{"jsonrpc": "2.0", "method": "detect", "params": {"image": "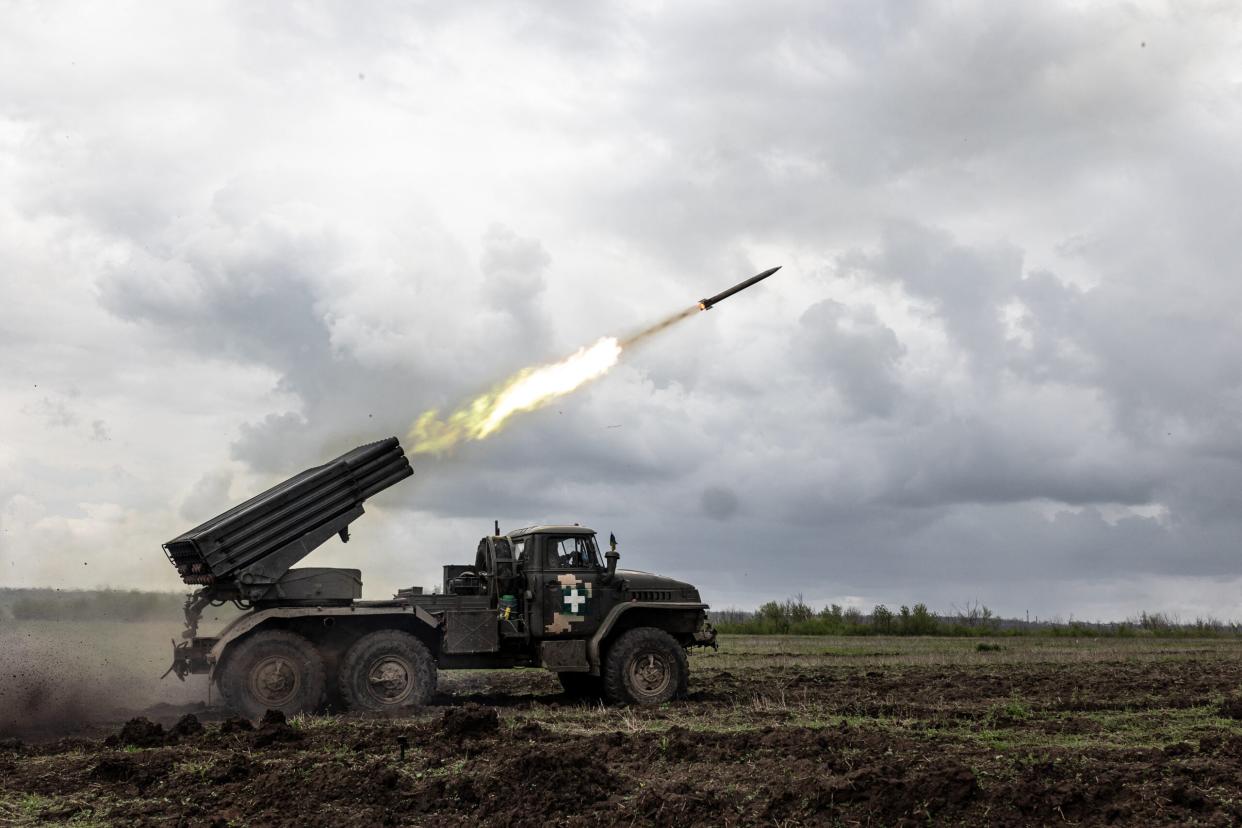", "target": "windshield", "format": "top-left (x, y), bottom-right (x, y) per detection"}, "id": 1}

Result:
top-left (550, 535), bottom-right (600, 569)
